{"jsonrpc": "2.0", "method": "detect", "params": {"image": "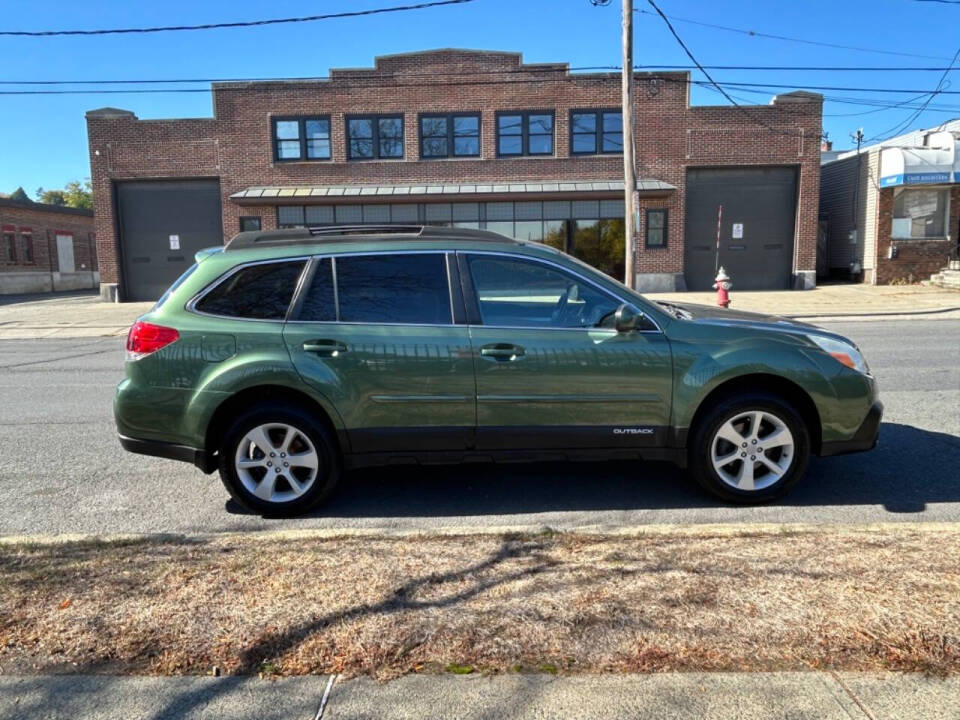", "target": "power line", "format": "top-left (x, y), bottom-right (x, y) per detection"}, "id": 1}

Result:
top-left (635, 8), bottom-right (956, 61)
top-left (0, 0), bottom-right (474, 37)
top-left (865, 45), bottom-right (960, 142)
top-left (644, 0), bottom-right (804, 137)
top-left (4, 64), bottom-right (960, 86)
